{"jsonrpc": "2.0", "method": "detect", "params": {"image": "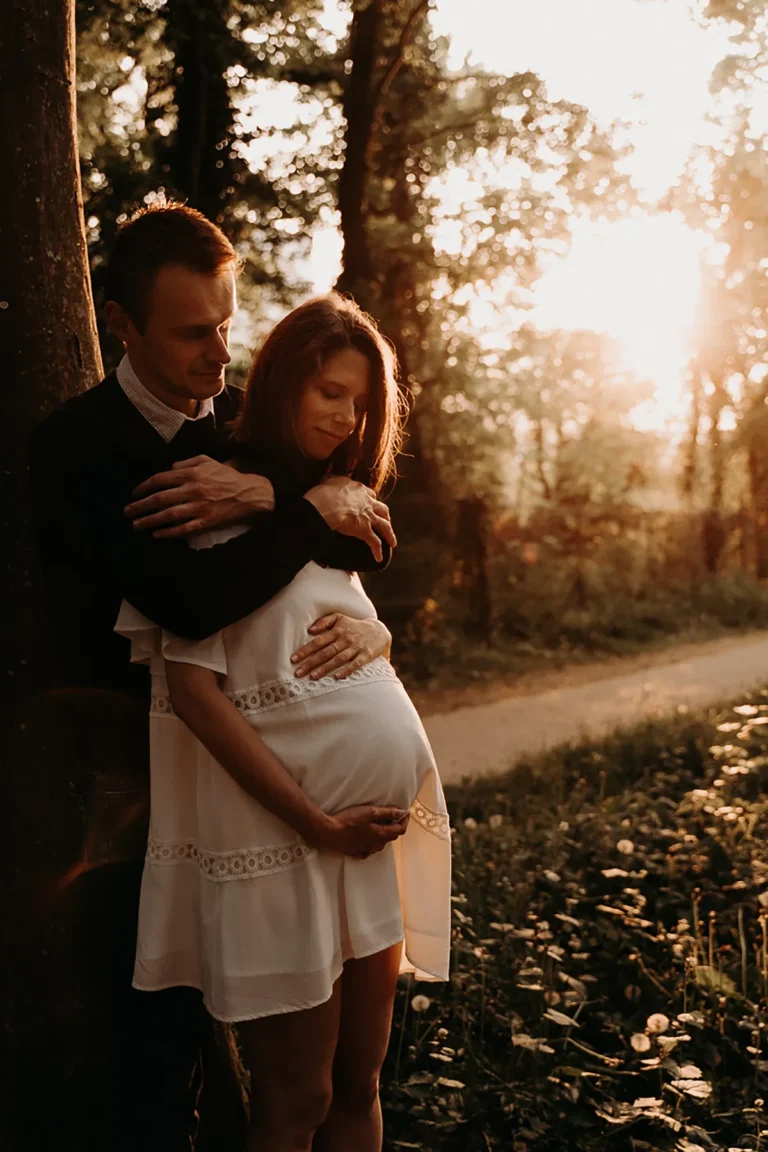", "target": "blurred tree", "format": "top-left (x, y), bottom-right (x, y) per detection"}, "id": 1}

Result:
top-left (673, 0), bottom-right (768, 572)
top-left (331, 1), bottom-right (632, 464)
